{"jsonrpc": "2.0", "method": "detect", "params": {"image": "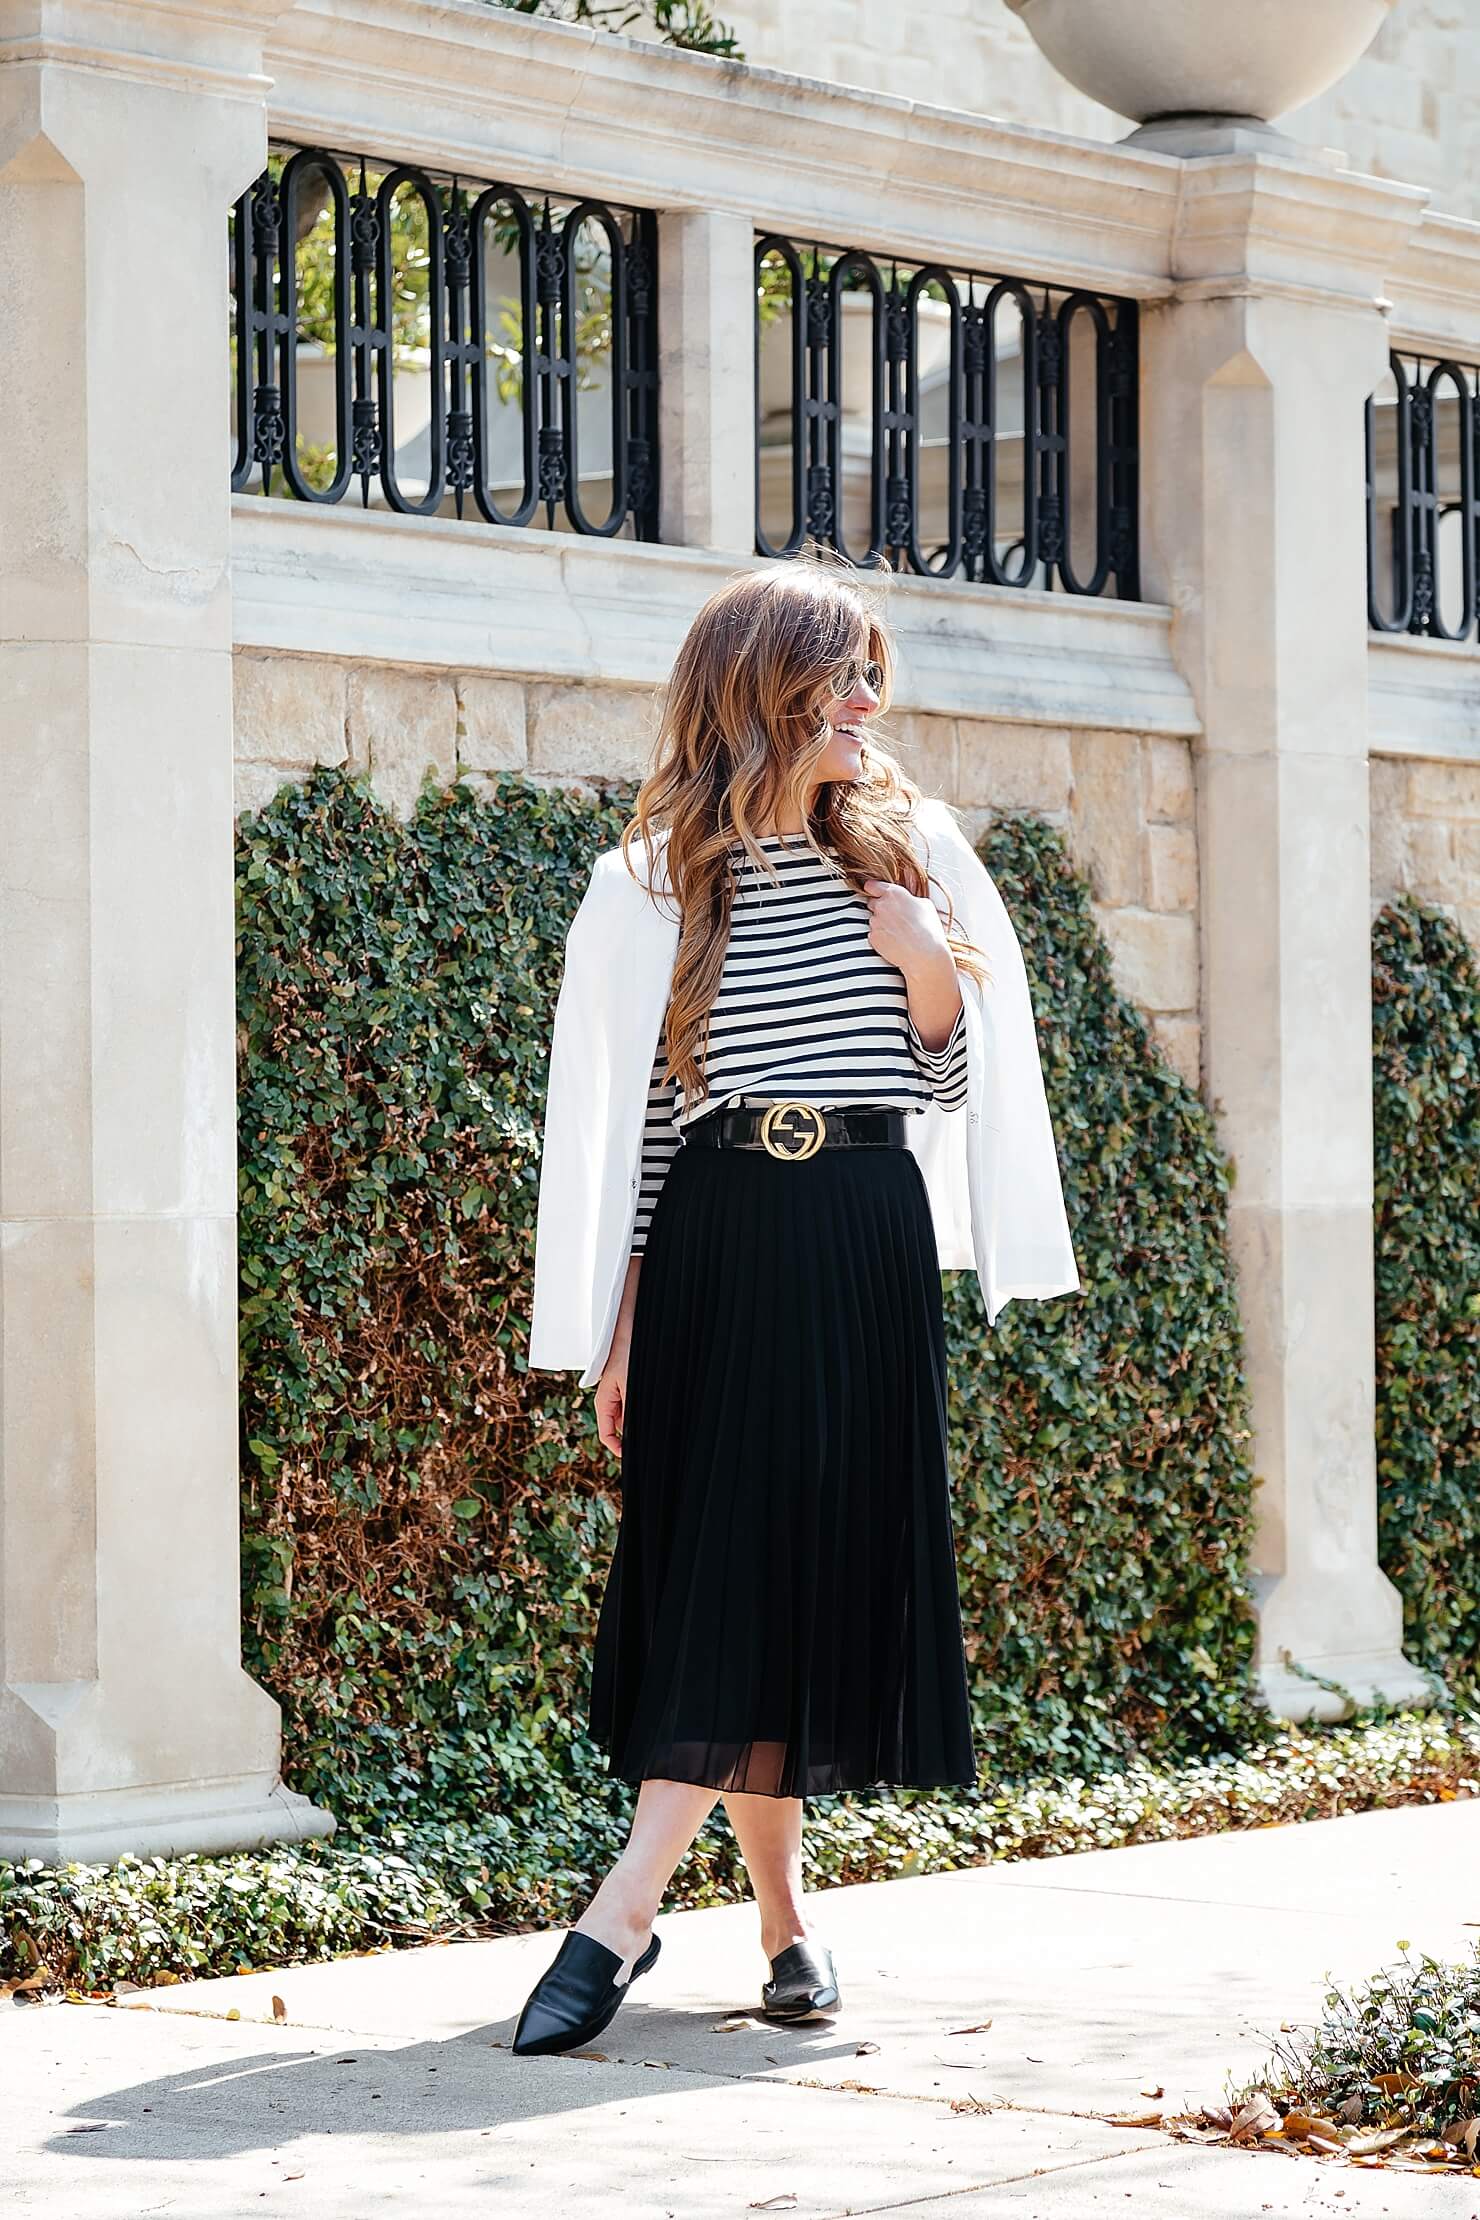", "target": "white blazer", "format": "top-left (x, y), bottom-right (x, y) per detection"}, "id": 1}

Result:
top-left (528, 796), bottom-right (1080, 1389)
